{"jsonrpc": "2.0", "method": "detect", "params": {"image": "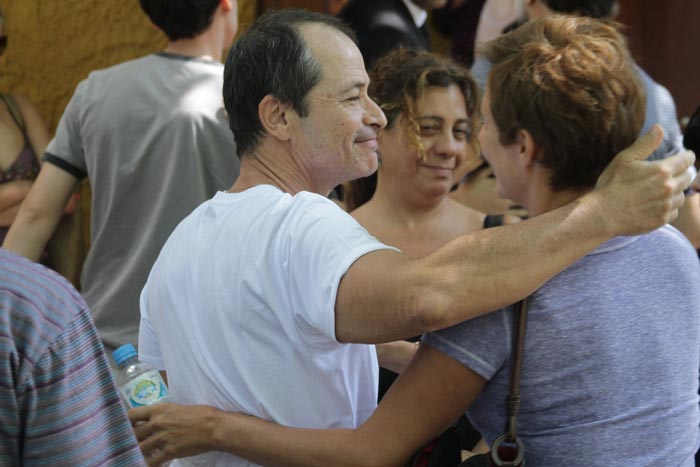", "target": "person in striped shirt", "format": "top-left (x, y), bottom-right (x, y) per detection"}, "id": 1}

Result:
top-left (0, 248), bottom-right (144, 466)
